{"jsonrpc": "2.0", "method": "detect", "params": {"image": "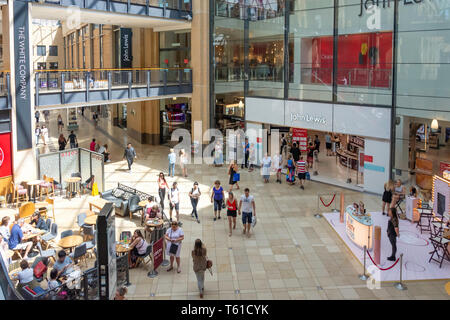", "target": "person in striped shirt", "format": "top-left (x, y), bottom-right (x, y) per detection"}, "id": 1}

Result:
top-left (295, 156), bottom-right (308, 190)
